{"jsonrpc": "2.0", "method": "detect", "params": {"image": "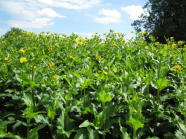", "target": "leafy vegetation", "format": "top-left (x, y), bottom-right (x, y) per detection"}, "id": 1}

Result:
top-left (132, 0), bottom-right (186, 43)
top-left (0, 30), bottom-right (186, 139)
